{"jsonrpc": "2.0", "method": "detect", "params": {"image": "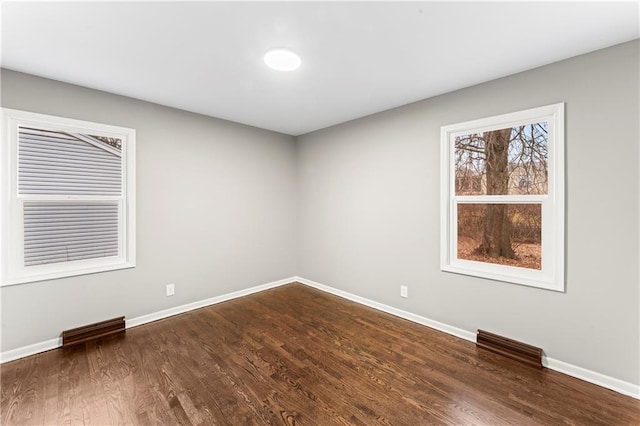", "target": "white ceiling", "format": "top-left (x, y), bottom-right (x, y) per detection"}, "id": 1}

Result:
top-left (2, 2), bottom-right (638, 136)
